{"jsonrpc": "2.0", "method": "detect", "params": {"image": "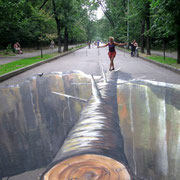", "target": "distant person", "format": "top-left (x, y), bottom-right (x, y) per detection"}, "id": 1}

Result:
top-left (97, 41), bottom-right (100, 47)
top-left (98, 37), bottom-right (127, 71)
top-left (13, 42), bottom-right (22, 54)
top-left (131, 40), bottom-right (138, 57)
top-left (92, 42), bottom-right (94, 48)
top-left (50, 40), bottom-right (55, 51)
top-left (134, 40), bottom-right (138, 48)
top-left (88, 41), bottom-right (91, 49)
